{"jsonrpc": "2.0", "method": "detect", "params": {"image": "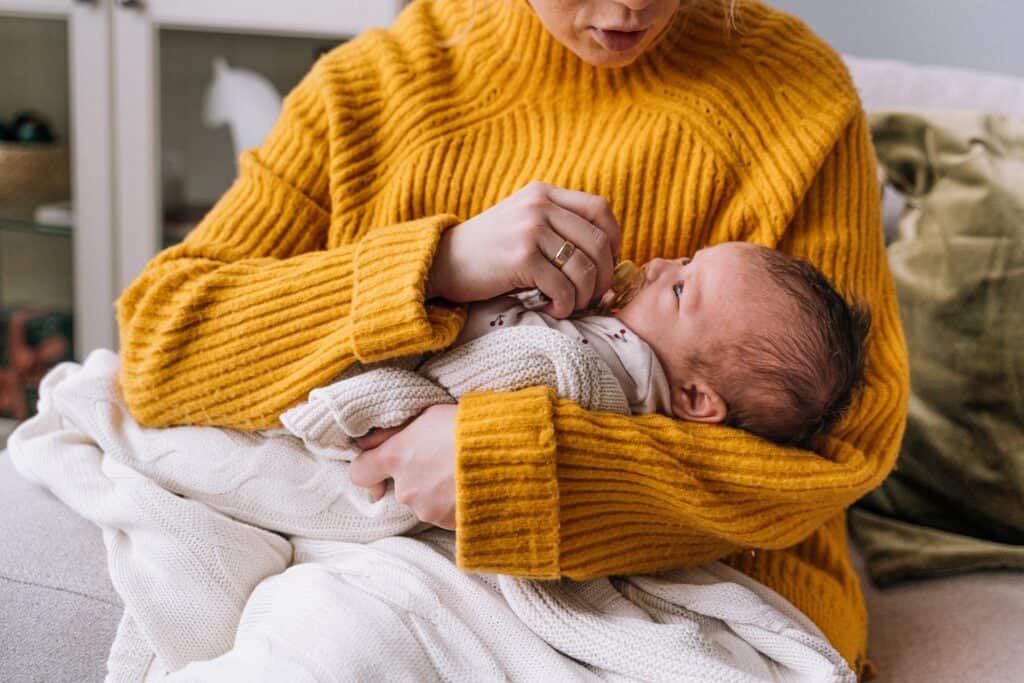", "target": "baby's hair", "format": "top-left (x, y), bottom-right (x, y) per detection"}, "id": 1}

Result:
top-left (690, 247), bottom-right (871, 447)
